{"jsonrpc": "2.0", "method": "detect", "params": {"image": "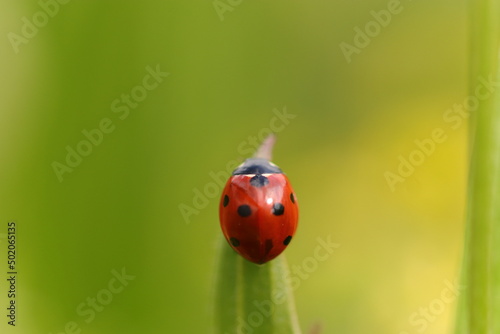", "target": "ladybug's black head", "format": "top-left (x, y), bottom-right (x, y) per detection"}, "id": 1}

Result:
top-left (232, 158), bottom-right (283, 175)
